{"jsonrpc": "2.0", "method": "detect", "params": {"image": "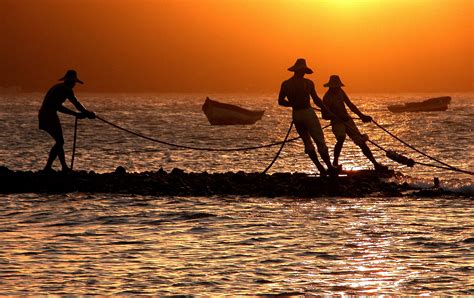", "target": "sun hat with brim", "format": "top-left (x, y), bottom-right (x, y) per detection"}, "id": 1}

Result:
top-left (324, 75), bottom-right (345, 88)
top-left (59, 70), bottom-right (84, 84)
top-left (288, 58), bottom-right (313, 74)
